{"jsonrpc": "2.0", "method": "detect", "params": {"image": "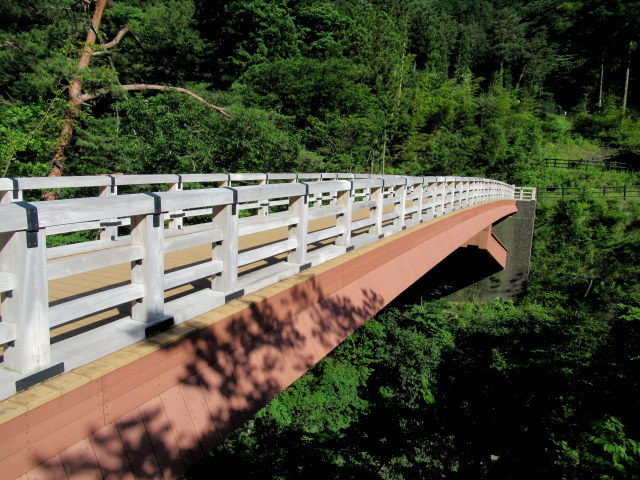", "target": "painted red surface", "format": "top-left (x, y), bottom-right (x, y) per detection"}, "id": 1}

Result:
top-left (2, 200), bottom-right (517, 480)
